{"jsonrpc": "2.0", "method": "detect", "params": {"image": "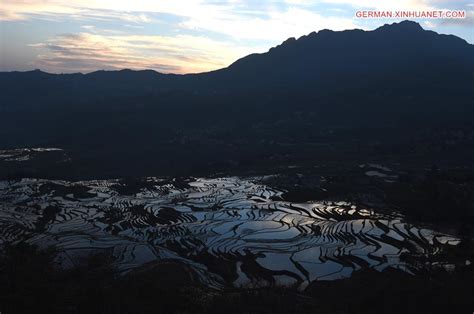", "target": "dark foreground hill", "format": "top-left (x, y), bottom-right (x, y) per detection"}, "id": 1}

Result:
top-left (0, 20), bottom-right (473, 178)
